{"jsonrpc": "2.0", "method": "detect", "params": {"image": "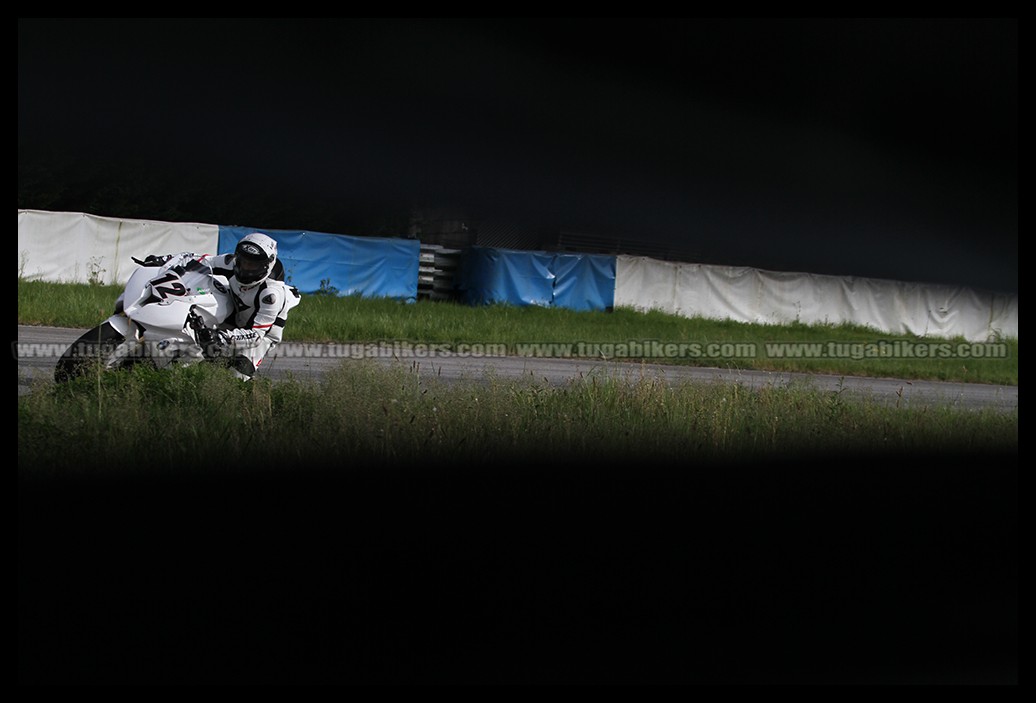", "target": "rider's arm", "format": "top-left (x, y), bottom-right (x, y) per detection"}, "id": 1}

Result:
top-left (222, 284), bottom-right (291, 350)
